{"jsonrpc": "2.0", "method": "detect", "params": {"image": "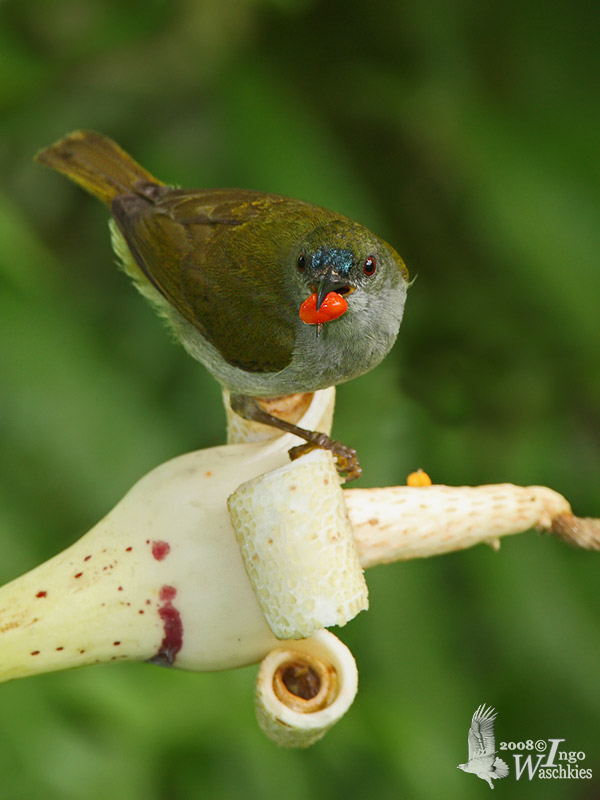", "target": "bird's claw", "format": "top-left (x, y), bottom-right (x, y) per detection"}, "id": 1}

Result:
top-left (288, 437), bottom-right (362, 482)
